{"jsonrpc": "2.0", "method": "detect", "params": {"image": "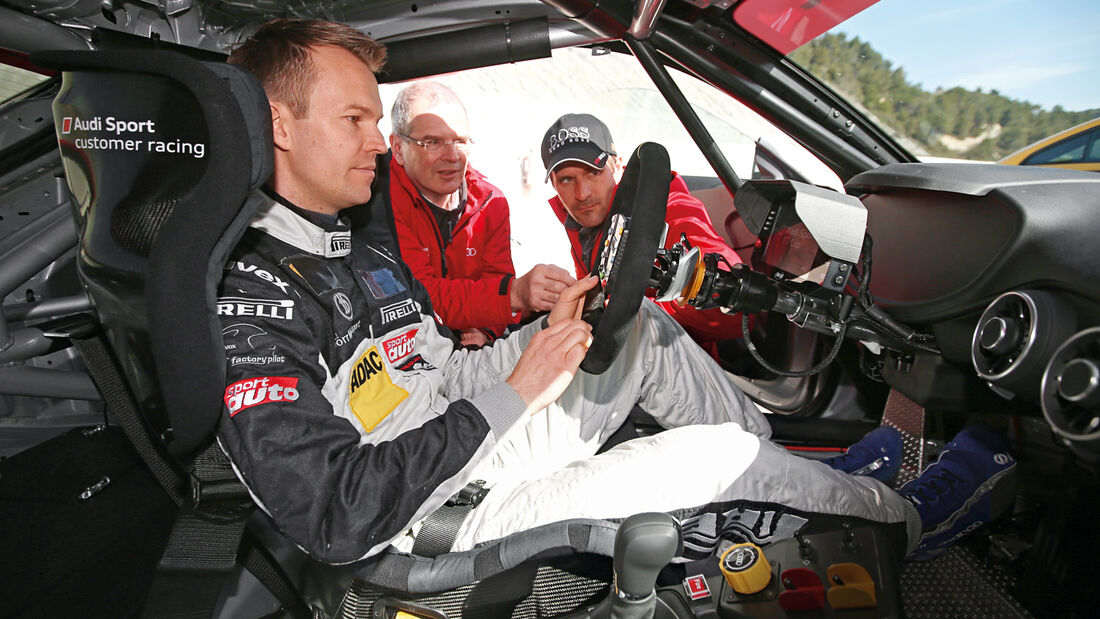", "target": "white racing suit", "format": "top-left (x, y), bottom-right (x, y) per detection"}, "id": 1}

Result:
top-left (216, 191), bottom-right (921, 565)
